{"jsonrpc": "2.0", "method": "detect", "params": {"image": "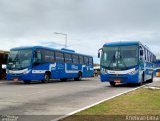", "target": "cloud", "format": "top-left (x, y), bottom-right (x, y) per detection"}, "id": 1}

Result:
top-left (39, 41), bottom-right (65, 48)
top-left (0, 0), bottom-right (160, 62)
